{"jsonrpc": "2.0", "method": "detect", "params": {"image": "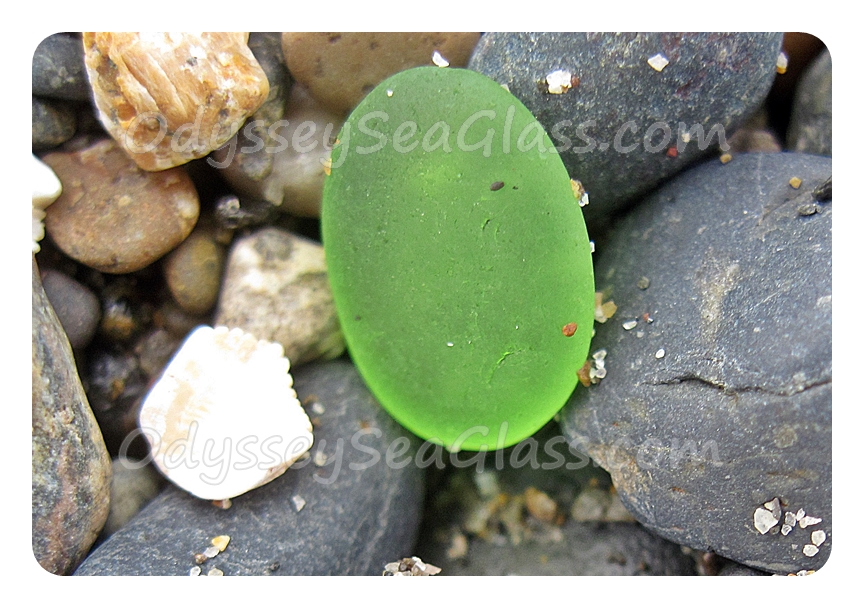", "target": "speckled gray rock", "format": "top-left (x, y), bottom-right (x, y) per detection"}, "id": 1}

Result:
top-left (788, 49), bottom-right (831, 156)
top-left (32, 97), bottom-right (76, 150)
top-left (74, 360), bottom-right (425, 575)
top-left (214, 227), bottom-right (345, 365)
top-left (32, 258), bottom-right (112, 574)
top-left (561, 153), bottom-right (831, 574)
top-left (468, 32), bottom-right (783, 228)
top-left (32, 33), bottom-right (91, 101)
top-left (40, 268), bottom-right (101, 349)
